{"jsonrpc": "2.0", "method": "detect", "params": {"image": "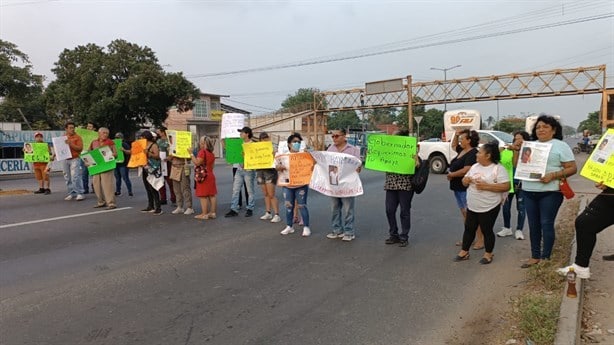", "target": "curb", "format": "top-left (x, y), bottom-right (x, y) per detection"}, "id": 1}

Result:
top-left (554, 238), bottom-right (584, 345)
